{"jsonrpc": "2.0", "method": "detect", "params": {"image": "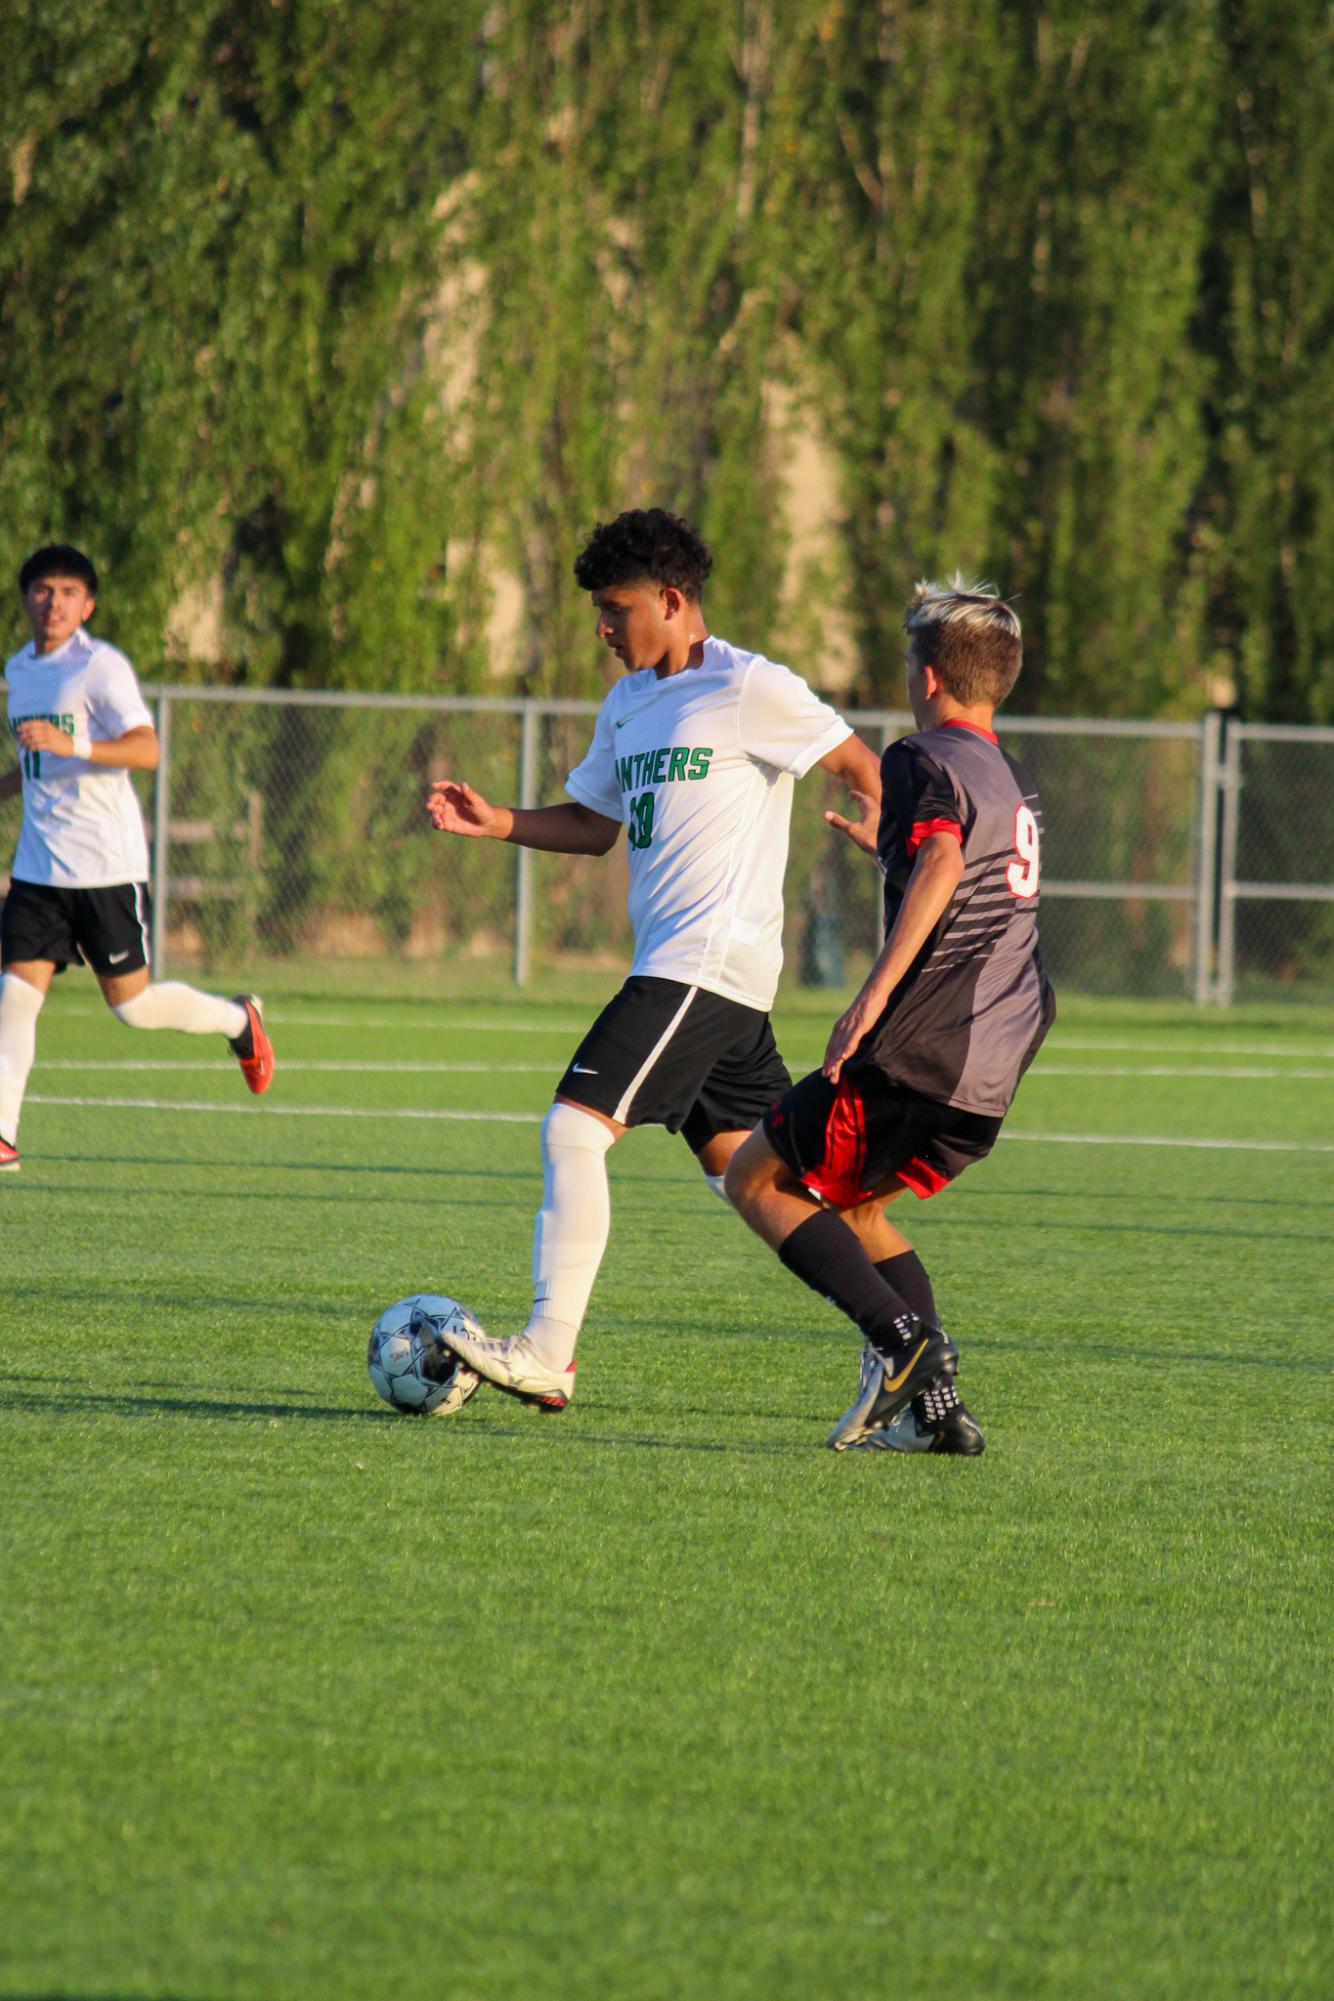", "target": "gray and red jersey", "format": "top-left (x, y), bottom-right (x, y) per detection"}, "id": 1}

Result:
top-left (855, 718), bottom-right (1055, 1116)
